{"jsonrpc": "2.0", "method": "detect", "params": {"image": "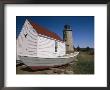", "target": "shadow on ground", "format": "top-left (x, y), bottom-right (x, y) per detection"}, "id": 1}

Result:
top-left (21, 66), bottom-right (51, 72)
